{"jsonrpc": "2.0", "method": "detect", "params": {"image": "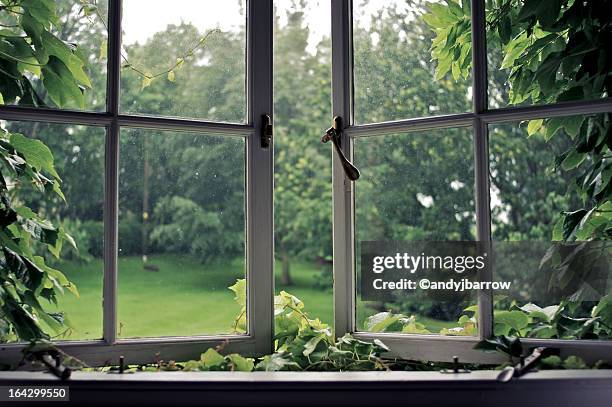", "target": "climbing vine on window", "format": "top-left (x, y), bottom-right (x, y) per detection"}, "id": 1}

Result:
top-left (425, 0), bottom-right (611, 242)
top-left (0, 0), bottom-right (89, 341)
